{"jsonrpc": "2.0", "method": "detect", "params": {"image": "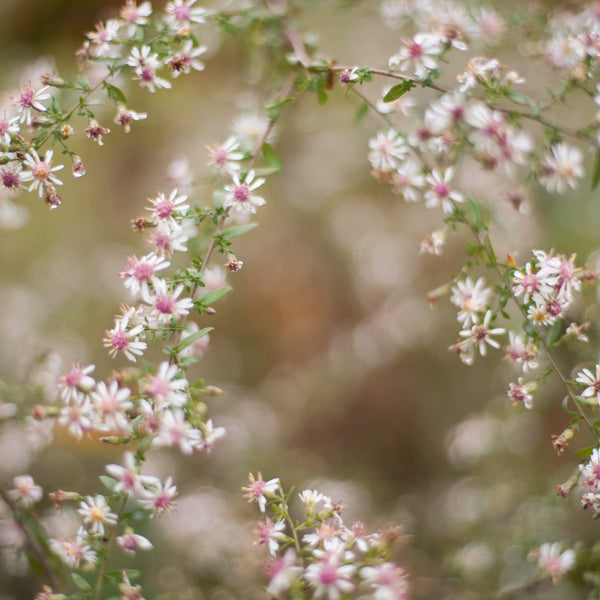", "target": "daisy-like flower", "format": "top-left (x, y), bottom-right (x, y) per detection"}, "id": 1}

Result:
top-left (424, 168), bottom-right (463, 213)
top-left (459, 310), bottom-right (505, 357)
top-left (368, 129), bottom-right (409, 176)
top-left (299, 489), bottom-right (328, 516)
top-left (254, 517), bottom-right (287, 556)
top-left (148, 220), bottom-right (189, 256)
top-left (242, 471), bottom-right (280, 512)
top-left (139, 476), bottom-right (178, 516)
top-left (10, 475), bottom-right (43, 507)
top-left (424, 92), bottom-right (467, 133)
top-left (152, 409), bottom-right (201, 454)
top-left (207, 136), bottom-right (244, 175)
top-left (146, 188), bottom-right (189, 223)
top-left (90, 380), bottom-right (133, 433)
top-left (20, 150), bottom-right (64, 198)
top-left (391, 159), bottom-right (424, 202)
top-left (538, 143), bottom-right (584, 194)
top-left (78, 495), bottom-right (118, 536)
top-left (360, 562), bottom-right (410, 600)
top-left (117, 530), bottom-right (153, 554)
top-left (420, 228), bottom-right (447, 255)
top-left (303, 523), bottom-right (338, 547)
top-left (389, 32), bottom-right (443, 79)
top-left (127, 46), bottom-right (171, 92)
top-left (86, 19), bottom-right (120, 58)
top-left (142, 278), bottom-right (193, 325)
top-left (57, 362), bottom-right (96, 403)
top-left (503, 331), bottom-right (538, 372)
top-left (114, 105), bottom-right (147, 133)
top-left (142, 361), bottom-right (188, 408)
top-left (58, 395), bottom-right (94, 439)
top-left (119, 0), bottom-right (153, 37)
top-left (305, 540), bottom-right (356, 600)
top-left (0, 111), bottom-right (20, 146)
top-left (103, 309), bottom-right (147, 362)
top-left (120, 252), bottom-right (170, 295)
top-left (106, 451), bottom-right (155, 496)
top-left (197, 418), bottom-right (226, 453)
top-left (578, 447), bottom-right (600, 490)
top-left (50, 528), bottom-right (97, 568)
top-left (167, 41), bottom-right (207, 77)
top-left (266, 549), bottom-right (303, 597)
top-left (507, 377), bottom-right (535, 409)
top-left (1, 164), bottom-right (23, 194)
top-left (576, 363), bottom-right (600, 404)
top-left (224, 170), bottom-right (266, 214)
top-left (13, 83), bottom-right (50, 125)
top-left (535, 542), bottom-right (575, 584)
top-left (339, 67), bottom-right (359, 85)
top-left (511, 261), bottom-right (553, 305)
top-left (450, 276), bottom-right (491, 326)
top-left (165, 0), bottom-right (208, 28)
top-left (134, 63), bottom-right (172, 93)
